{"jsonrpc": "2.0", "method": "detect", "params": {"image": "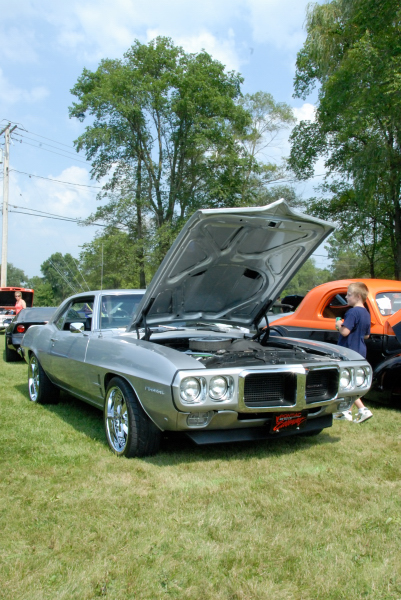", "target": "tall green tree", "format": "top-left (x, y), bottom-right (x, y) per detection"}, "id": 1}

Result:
top-left (281, 258), bottom-right (331, 297)
top-left (0, 263), bottom-right (28, 287)
top-left (26, 276), bottom-right (56, 307)
top-left (289, 0), bottom-right (401, 278)
top-left (70, 37), bottom-right (250, 224)
top-left (237, 92), bottom-right (296, 204)
top-left (41, 253), bottom-right (87, 303)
